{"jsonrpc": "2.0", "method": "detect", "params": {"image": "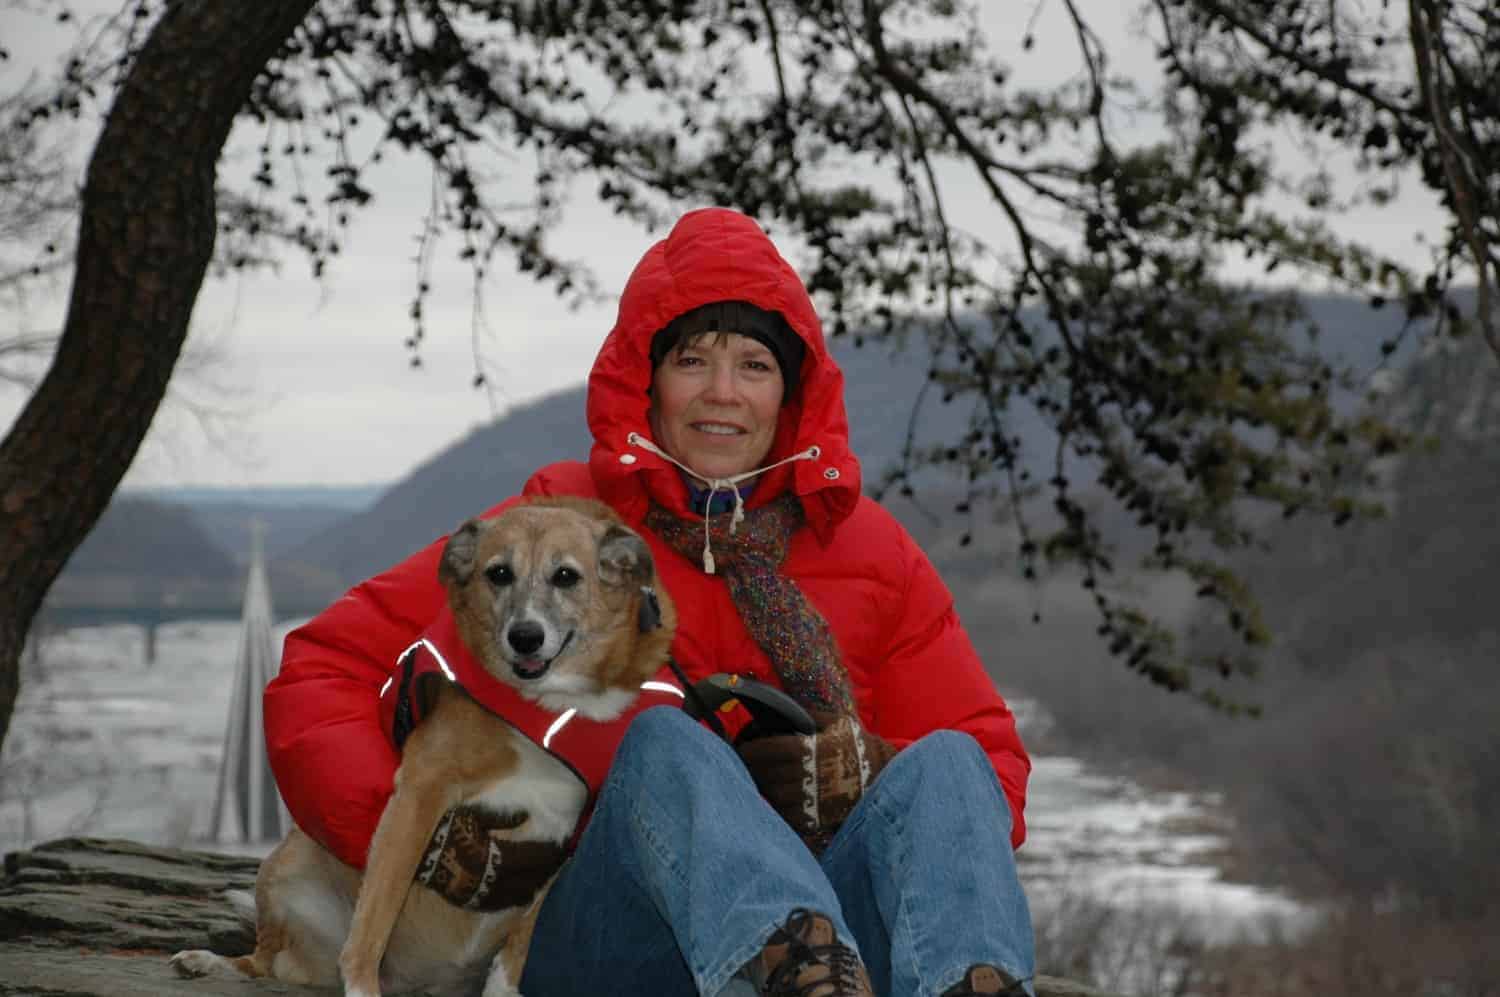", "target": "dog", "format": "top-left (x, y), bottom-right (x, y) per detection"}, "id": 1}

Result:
top-left (171, 497), bottom-right (680, 996)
